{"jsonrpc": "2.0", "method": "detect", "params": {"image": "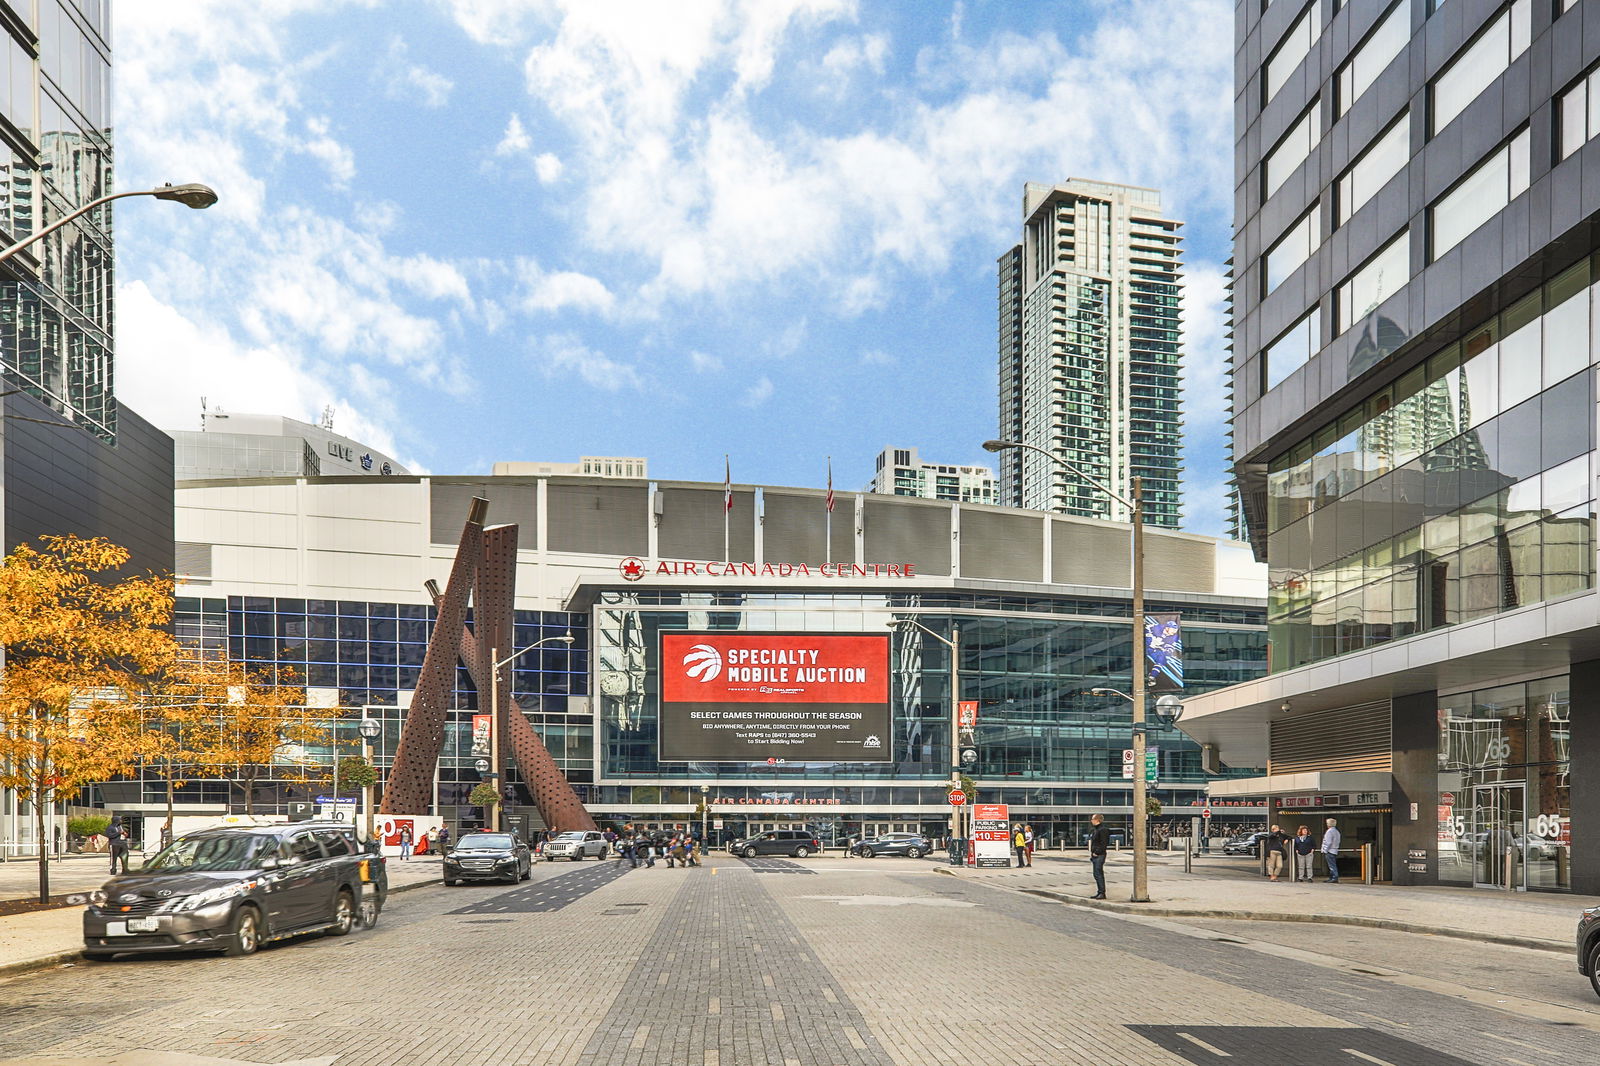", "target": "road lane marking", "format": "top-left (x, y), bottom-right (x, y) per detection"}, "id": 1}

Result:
top-left (1343, 1050), bottom-right (1396, 1066)
top-left (1177, 1032), bottom-right (1231, 1056)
